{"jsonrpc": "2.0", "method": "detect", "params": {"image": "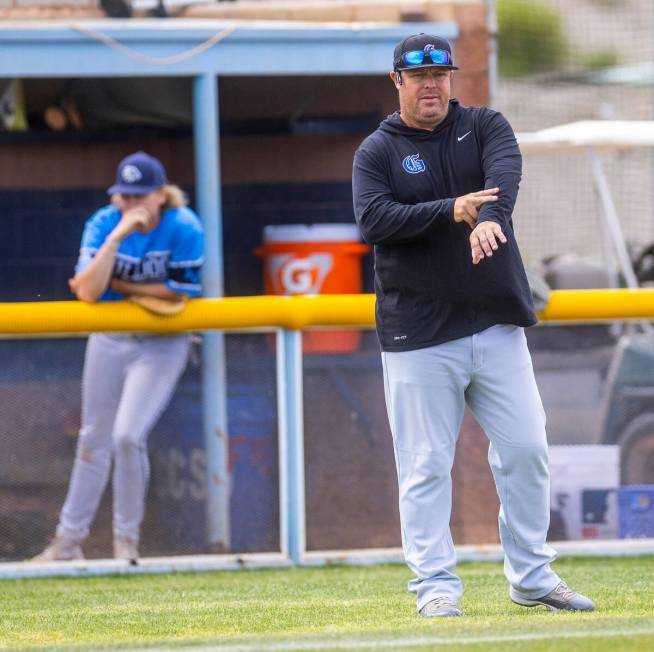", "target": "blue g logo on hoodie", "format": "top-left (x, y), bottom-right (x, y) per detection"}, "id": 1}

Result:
top-left (402, 153), bottom-right (426, 174)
